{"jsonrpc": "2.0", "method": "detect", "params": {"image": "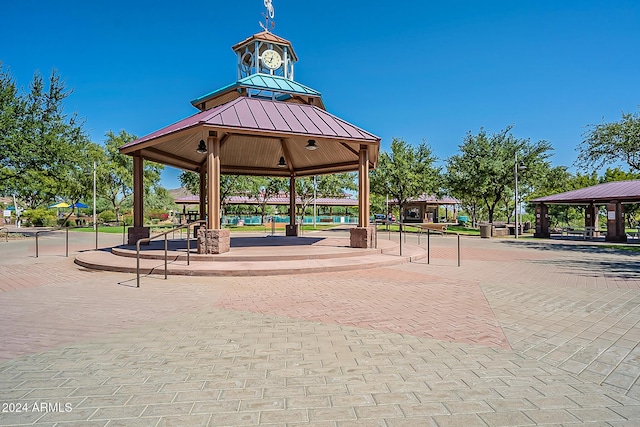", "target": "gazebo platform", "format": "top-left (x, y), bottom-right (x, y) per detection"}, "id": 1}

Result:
top-left (74, 235), bottom-right (426, 276)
